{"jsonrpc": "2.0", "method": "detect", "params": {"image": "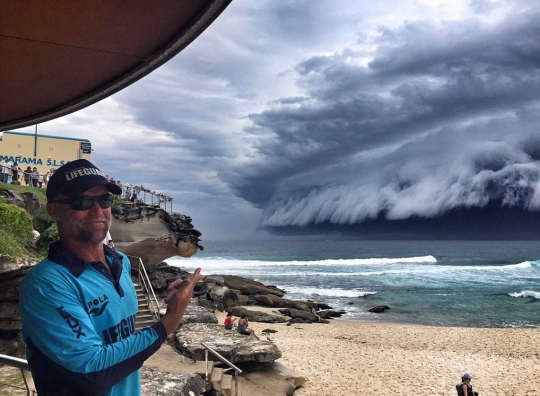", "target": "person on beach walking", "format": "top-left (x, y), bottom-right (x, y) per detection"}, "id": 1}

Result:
top-left (19, 159), bottom-right (201, 396)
